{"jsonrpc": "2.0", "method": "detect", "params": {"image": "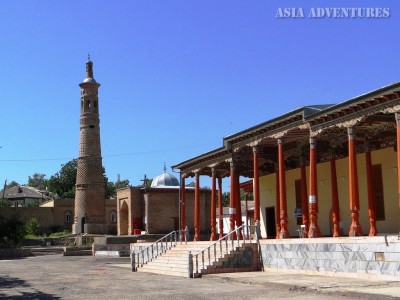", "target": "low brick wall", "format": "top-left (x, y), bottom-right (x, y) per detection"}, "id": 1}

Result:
top-left (63, 246), bottom-right (92, 256)
top-left (0, 248), bottom-right (32, 259)
top-left (260, 235), bottom-right (400, 278)
top-left (93, 244), bottom-right (130, 256)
